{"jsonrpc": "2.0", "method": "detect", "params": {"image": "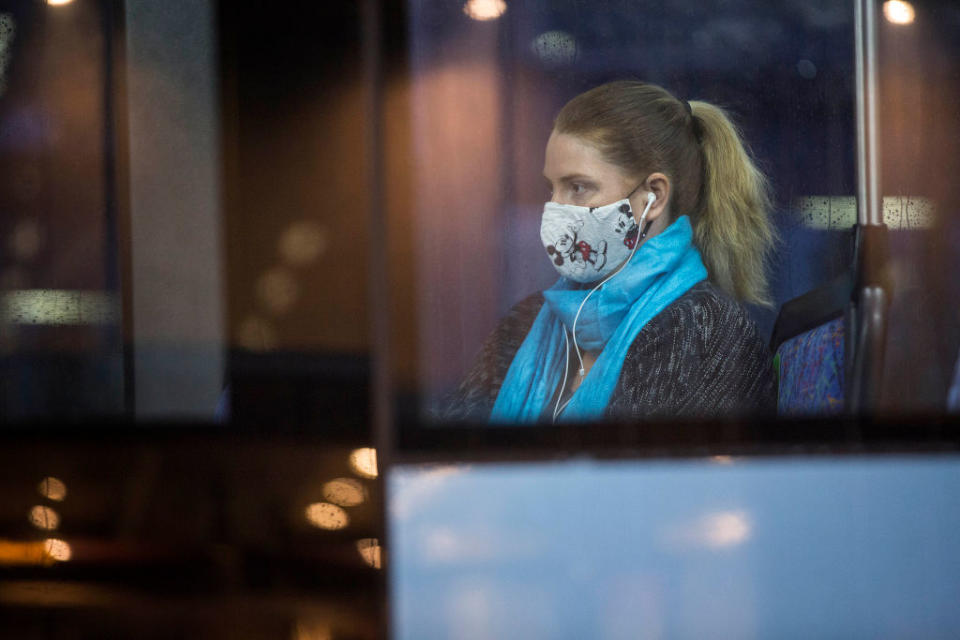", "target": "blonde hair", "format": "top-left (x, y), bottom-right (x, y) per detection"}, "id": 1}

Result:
top-left (554, 81), bottom-right (776, 307)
